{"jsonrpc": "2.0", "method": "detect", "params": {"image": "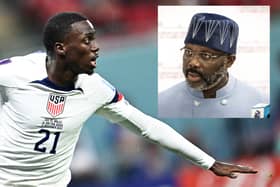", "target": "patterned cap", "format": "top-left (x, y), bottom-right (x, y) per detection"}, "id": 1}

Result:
top-left (184, 13), bottom-right (239, 54)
